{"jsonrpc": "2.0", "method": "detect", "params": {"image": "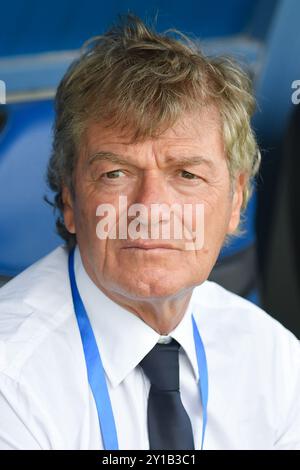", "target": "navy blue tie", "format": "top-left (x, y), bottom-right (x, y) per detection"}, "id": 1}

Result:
top-left (140, 338), bottom-right (195, 450)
